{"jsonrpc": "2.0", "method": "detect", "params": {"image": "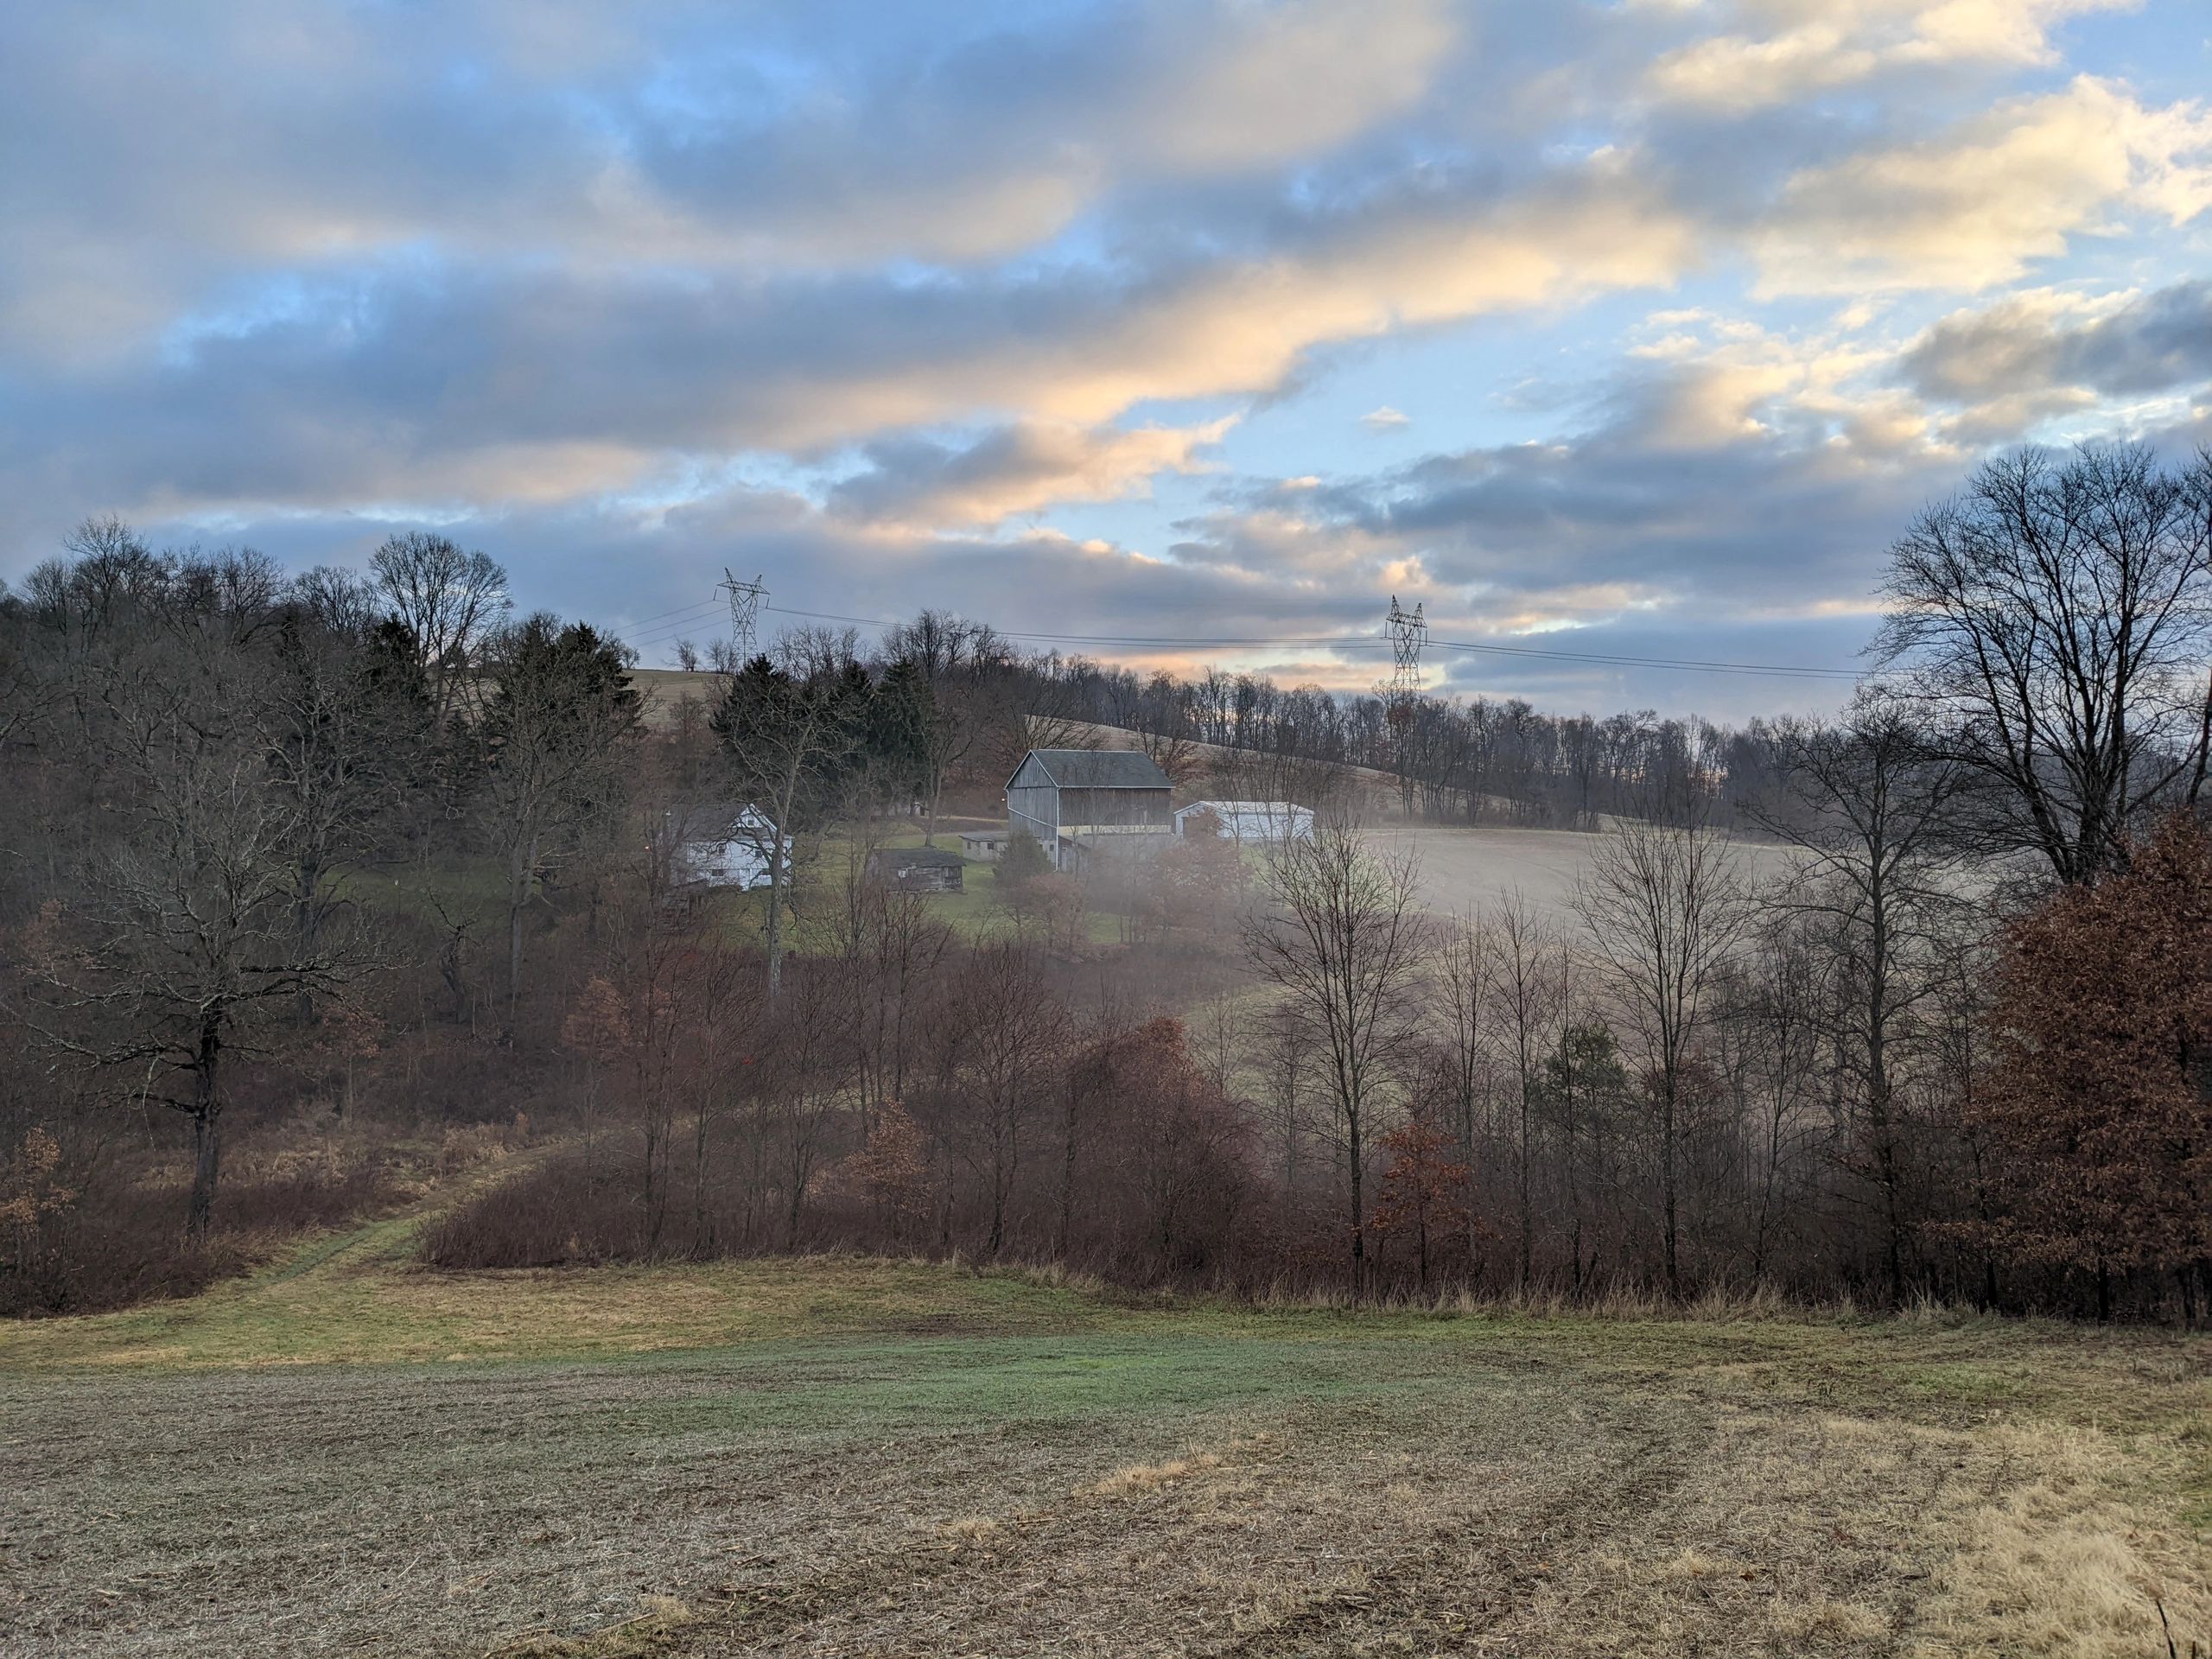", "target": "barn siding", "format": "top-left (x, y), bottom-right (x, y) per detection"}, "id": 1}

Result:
top-left (1007, 753), bottom-right (1060, 854)
top-left (1057, 785), bottom-right (1171, 829)
top-left (1003, 750), bottom-right (1173, 869)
